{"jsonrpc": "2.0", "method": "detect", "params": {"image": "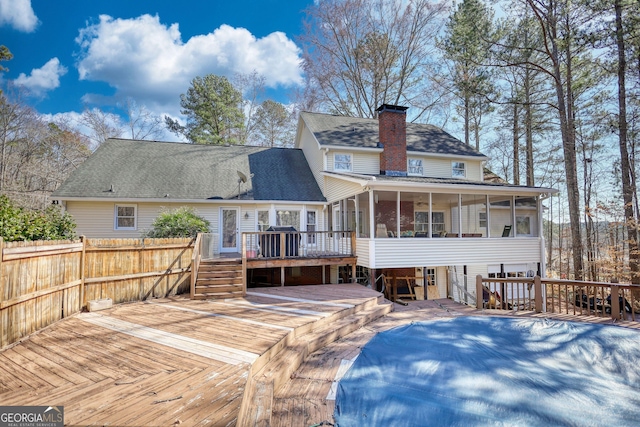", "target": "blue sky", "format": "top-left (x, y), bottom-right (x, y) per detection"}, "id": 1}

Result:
top-left (0, 0), bottom-right (314, 124)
